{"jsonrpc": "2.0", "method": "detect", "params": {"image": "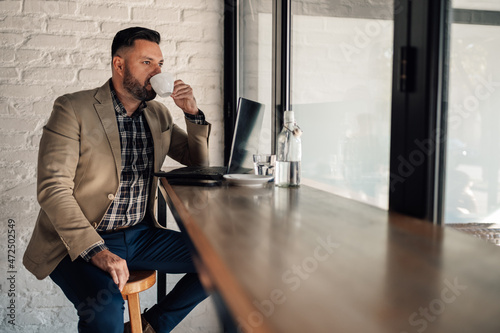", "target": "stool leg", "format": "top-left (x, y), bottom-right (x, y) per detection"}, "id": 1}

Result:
top-left (126, 293), bottom-right (143, 333)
